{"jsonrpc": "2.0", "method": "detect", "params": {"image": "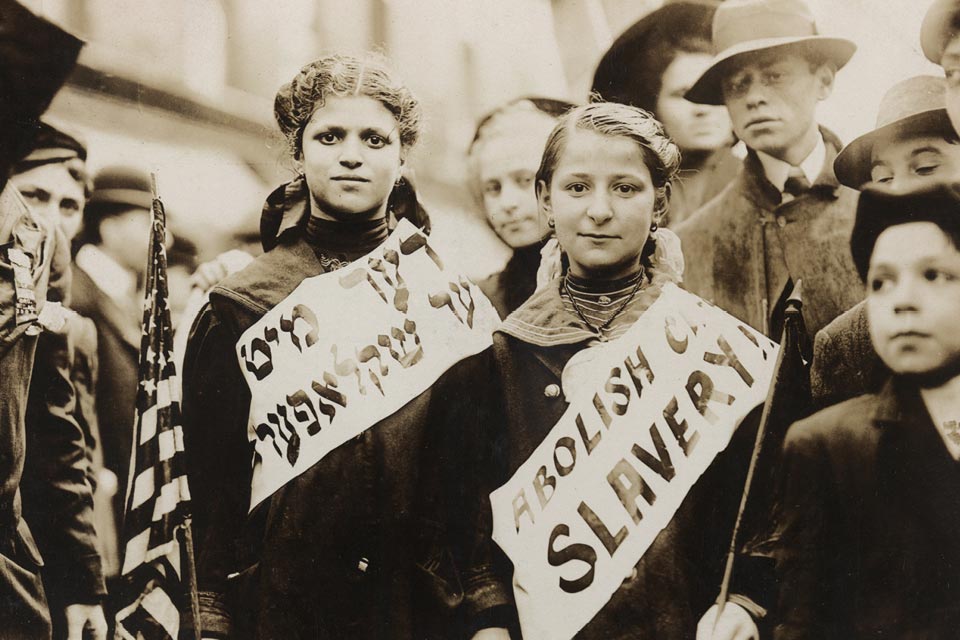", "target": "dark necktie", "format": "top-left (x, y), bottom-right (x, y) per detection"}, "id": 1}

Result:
top-left (783, 166), bottom-right (812, 199)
